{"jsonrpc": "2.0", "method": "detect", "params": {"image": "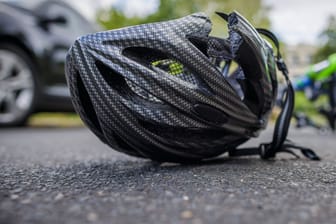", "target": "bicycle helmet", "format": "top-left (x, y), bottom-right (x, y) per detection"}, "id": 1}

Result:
top-left (65, 11), bottom-right (319, 162)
